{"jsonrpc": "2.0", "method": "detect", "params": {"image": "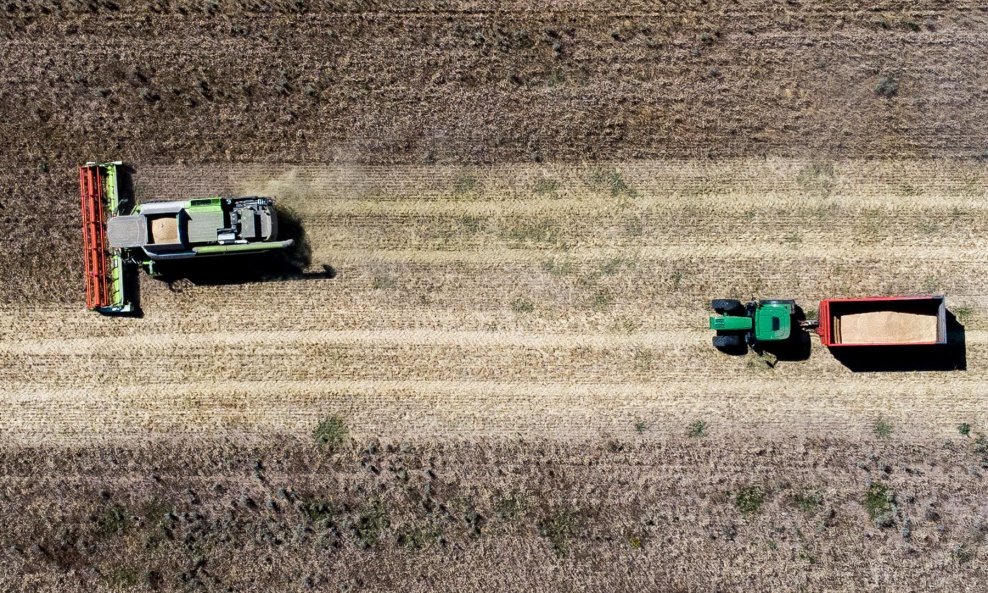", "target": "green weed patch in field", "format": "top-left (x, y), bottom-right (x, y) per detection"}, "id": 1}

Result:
top-left (735, 485), bottom-right (765, 516)
top-left (313, 415), bottom-right (348, 448)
